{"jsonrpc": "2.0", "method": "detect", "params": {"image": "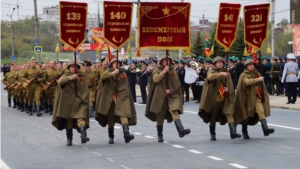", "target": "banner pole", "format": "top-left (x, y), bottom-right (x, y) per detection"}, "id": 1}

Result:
top-left (74, 51), bottom-right (77, 97)
top-left (258, 50), bottom-right (265, 103)
top-left (116, 49), bottom-right (119, 99)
